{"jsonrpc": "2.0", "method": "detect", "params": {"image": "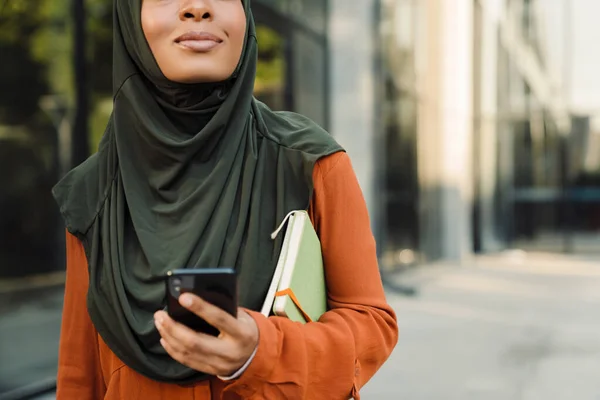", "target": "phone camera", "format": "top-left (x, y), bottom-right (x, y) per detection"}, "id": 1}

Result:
top-left (172, 278), bottom-right (182, 293)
